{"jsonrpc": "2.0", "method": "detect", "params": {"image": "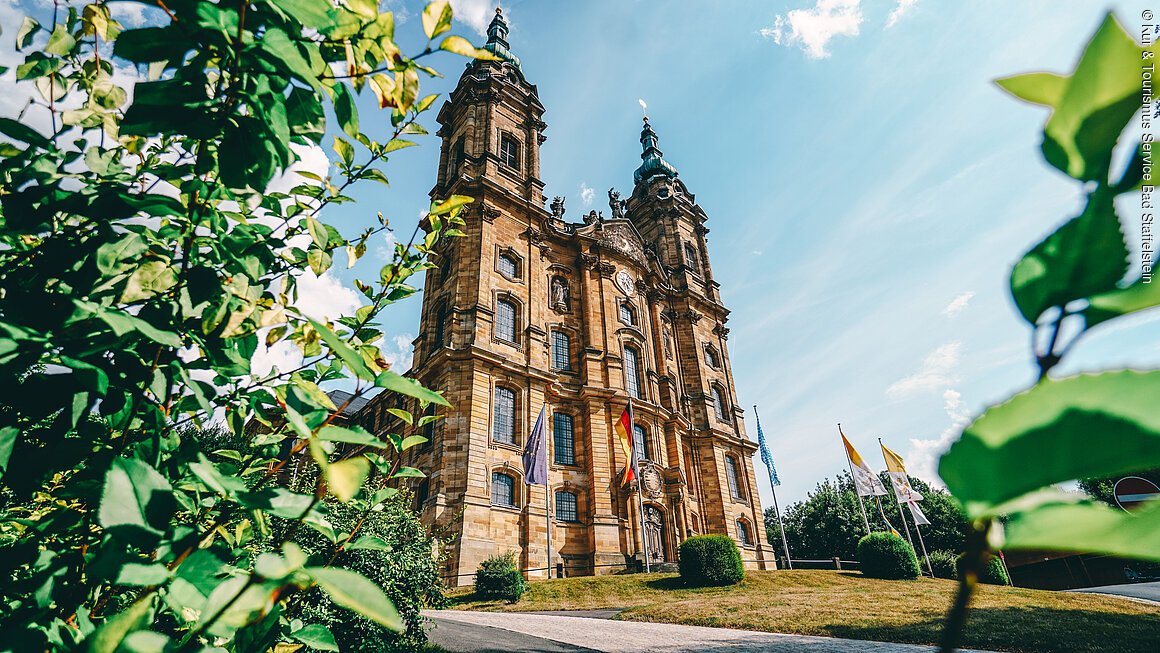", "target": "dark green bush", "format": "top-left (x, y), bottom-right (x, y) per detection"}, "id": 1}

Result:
top-left (474, 552), bottom-right (526, 603)
top-left (929, 550), bottom-right (959, 579)
top-left (957, 553), bottom-right (1010, 586)
top-left (678, 534), bottom-right (745, 586)
top-left (857, 532), bottom-right (920, 580)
